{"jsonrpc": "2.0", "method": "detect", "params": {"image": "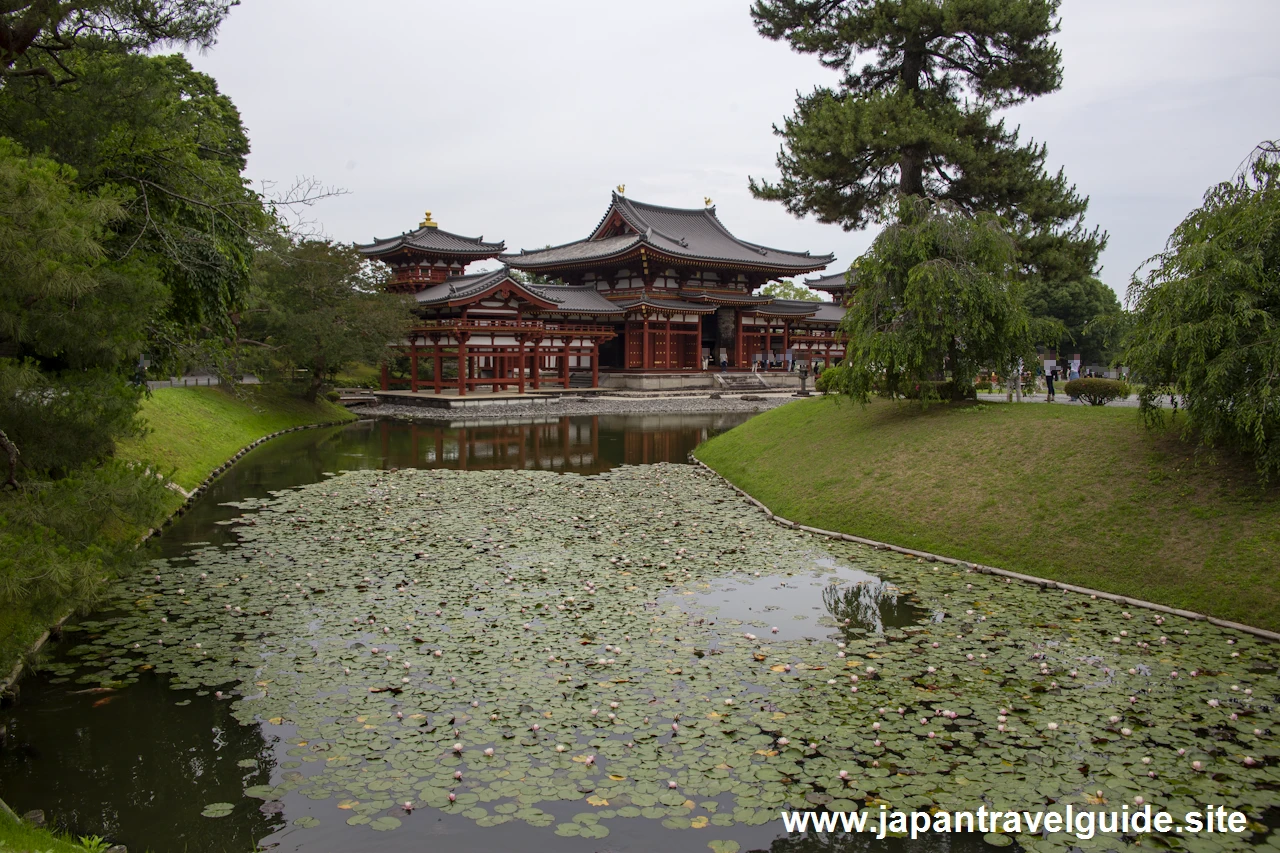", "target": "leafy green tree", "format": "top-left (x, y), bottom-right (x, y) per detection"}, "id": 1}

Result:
top-left (1123, 142), bottom-right (1280, 481)
top-left (239, 240), bottom-right (413, 402)
top-left (0, 137), bottom-right (164, 480)
top-left (1023, 276), bottom-right (1121, 364)
top-left (1, 459), bottom-right (169, 611)
top-left (749, 0), bottom-right (1105, 292)
top-left (0, 49), bottom-right (267, 331)
top-left (838, 197), bottom-right (1040, 402)
top-left (1, 0), bottom-right (236, 85)
top-left (759, 279), bottom-right (824, 302)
